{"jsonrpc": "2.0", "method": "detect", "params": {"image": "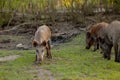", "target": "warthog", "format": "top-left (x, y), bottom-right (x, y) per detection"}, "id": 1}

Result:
top-left (33, 25), bottom-right (52, 63)
top-left (86, 22), bottom-right (109, 51)
top-left (98, 20), bottom-right (120, 62)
